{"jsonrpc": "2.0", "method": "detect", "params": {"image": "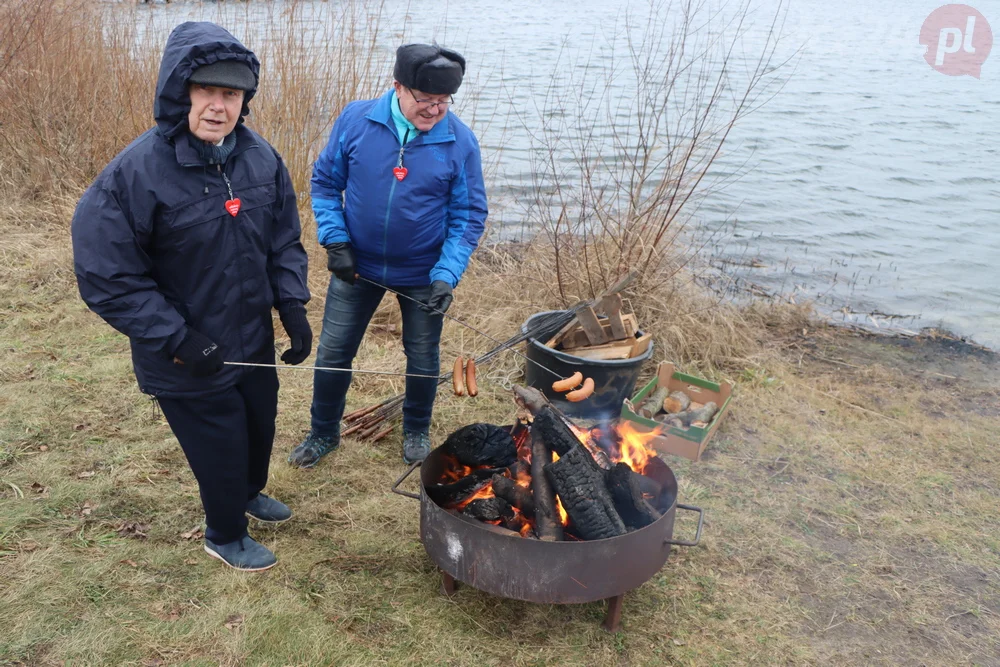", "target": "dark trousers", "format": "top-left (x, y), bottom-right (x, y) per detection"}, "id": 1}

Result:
top-left (310, 276), bottom-right (443, 438)
top-left (158, 366), bottom-right (279, 544)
